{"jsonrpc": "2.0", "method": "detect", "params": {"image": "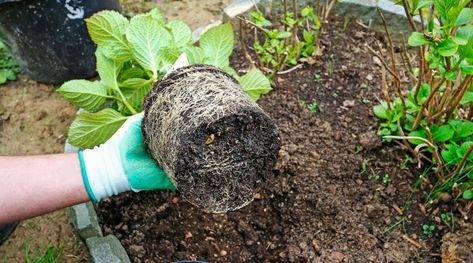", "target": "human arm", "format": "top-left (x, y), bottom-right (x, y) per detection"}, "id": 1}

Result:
top-left (0, 114), bottom-right (174, 225)
top-left (0, 154), bottom-right (89, 224)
